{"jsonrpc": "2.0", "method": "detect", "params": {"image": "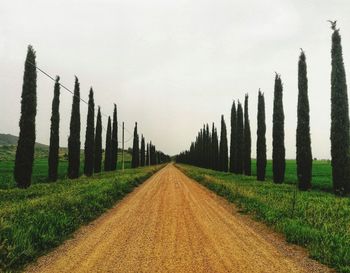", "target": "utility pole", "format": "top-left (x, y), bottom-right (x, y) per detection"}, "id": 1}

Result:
top-left (122, 122), bottom-right (125, 171)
